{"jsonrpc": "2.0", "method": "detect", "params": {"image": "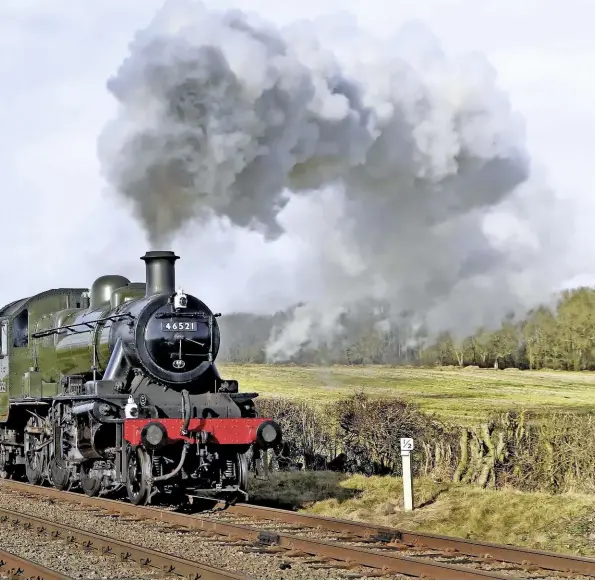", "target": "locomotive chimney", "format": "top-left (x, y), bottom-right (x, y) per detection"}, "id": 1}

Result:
top-left (141, 251), bottom-right (180, 296)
